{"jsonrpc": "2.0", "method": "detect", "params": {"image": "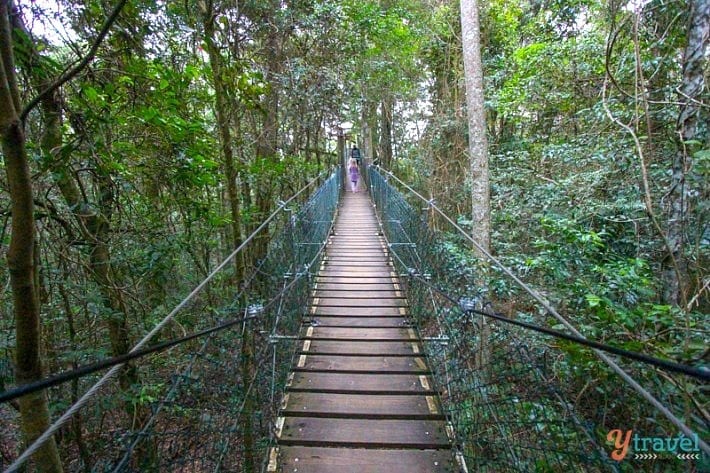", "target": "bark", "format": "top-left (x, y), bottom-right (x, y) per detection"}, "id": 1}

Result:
top-left (59, 282), bottom-right (92, 472)
top-left (12, 3), bottom-right (144, 440)
top-left (380, 97), bottom-right (393, 169)
top-left (460, 0), bottom-right (490, 372)
top-left (337, 127), bottom-right (346, 191)
top-left (429, 40), bottom-right (468, 220)
top-left (200, 2), bottom-right (254, 469)
top-left (663, 0), bottom-right (709, 305)
top-left (23, 42), bottom-right (135, 394)
top-left (253, 0), bottom-right (281, 264)
top-left (460, 0), bottom-right (490, 256)
top-left (201, 0), bottom-right (244, 277)
top-left (0, 1), bottom-right (63, 470)
top-left (362, 101), bottom-right (378, 165)
top-left (425, 8), bottom-right (468, 220)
